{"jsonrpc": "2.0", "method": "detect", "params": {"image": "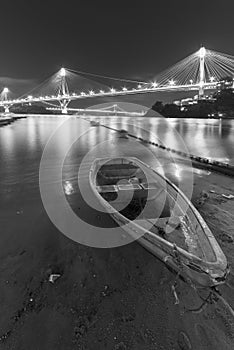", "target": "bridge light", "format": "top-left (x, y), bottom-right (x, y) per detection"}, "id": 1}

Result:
top-left (189, 79), bottom-right (193, 84)
top-left (199, 47), bottom-right (206, 58)
top-left (137, 84), bottom-right (142, 89)
top-left (110, 88), bottom-right (116, 93)
top-left (3, 87), bottom-right (9, 93)
top-left (60, 68), bottom-right (66, 77)
top-left (89, 90), bottom-right (94, 95)
top-left (27, 95), bottom-right (33, 99)
top-left (122, 87), bottom-right (128, 91)
top-left (99, 90), bottom-right (105, 94)
top-left (210, 76), bottom-right (215, 82)
top-left (152, 82), bottom-right (158, 88)
top-left (169, 79), bottom-right (175, 85)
